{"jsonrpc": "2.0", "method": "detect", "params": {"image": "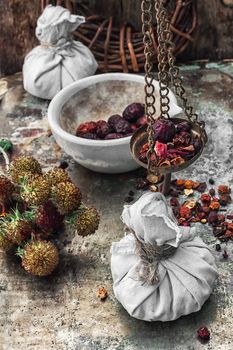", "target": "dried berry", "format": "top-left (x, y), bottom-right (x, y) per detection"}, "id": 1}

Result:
top-left (184, 199), bottom-right (197, 210)
top-left (104, 133), bottom-right (124, 140)
top-left (197, 326), bottom-right (210, 341)
top-left (176, 121), bottom-right (191, 133)
top-left (215, 244), bottom-right (221, 251)
top-left (152, 118), bottom-right (176, 143)
top-left (114, 119), bottom-right (131, 134)
top-left (122, 103), bottom-right (145, 122)
top-left (169, 189), bottom-right (179, 197)
top-left (108, 114), bottom-right (122, 127)
top-left (218, 185), bottom-right (231, 195)
top-left (208, 211), bottom-right (218, 225)
top-left (196, 182), bottom-right (207, 193)
top-left (209, 178), bottom-right (215, 185)
top-left (96, 120), bottom-right (110, 138)
top-left (176, 179), bottom-right (186, 186)
top-left (200, 194), bottom-right (211, 205)
top-left (209, 188), bottom-right (215, 196)
top-left (76, 121), bottom-right (97, 136)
